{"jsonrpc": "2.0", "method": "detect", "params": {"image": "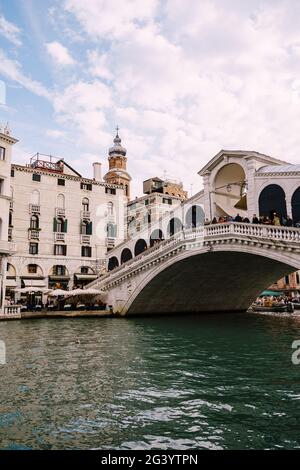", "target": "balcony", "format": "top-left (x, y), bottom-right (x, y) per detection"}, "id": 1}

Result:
top-left (81, 210), bottom-right (91, 220)
top-left (28, 229), bottom-right (40, 240)
top-left (56, 208), bottom-right (66, 218)
top-left (0, 240), bottom-right (16, 255)
top-left (54, 232), bottom-right (66, 242)
top-left (29, 204), bottom-right (40, 214)
top-left (81, 235), bottom-right (91, 245)
top-left (106, 237), bottom-right (115, 249)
